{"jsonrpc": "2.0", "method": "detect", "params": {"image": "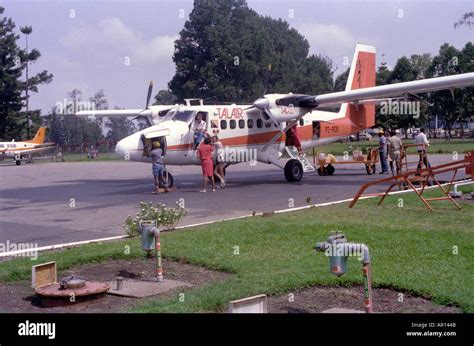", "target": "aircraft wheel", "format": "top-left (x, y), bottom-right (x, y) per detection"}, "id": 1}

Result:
top-left (284, 159), bottom-right (303, 182)
top-left (160, 171), bottom-right (174, 188)
top-left (326, 164), bottom-right (335, 176)
top-left (317, 166), bottom-right (327, 176)
top-left (16, 160), bottom-right (21, 166)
